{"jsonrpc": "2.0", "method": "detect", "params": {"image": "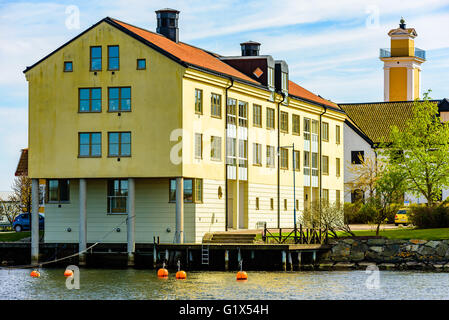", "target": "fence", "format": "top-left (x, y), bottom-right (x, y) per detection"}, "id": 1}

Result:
top-left (262, 223), bottom-right (329, 244)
